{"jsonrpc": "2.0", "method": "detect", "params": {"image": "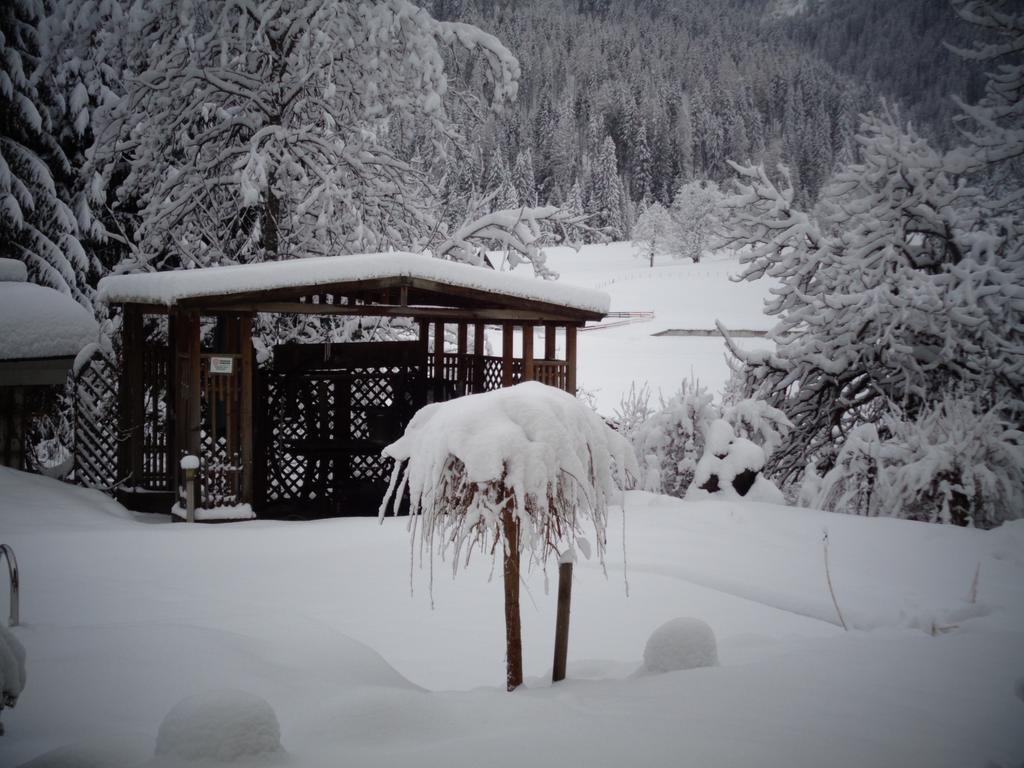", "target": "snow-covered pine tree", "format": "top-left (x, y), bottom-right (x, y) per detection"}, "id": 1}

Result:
top-left (1, 0), bottom-right (91, 306)
top-left (722, 104), bottom-right (1023, 488)
top-left (590, 134), bottom-right (625, 238)
top-left (98, 0), bottom-right (520, 272)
